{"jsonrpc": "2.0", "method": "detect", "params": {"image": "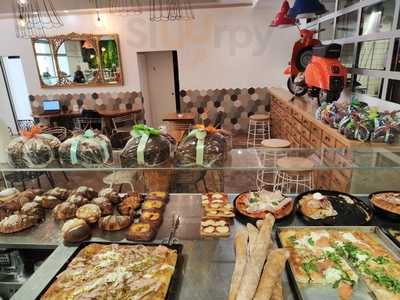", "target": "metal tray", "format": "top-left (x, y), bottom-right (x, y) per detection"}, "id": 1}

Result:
top-left (295, 190), bottom-right (373, 226)
top-left (380, 226), bottom-right (400, 249)
top-left (276, 226), bottom-right (400, 300)
top-left (368, 191), bottom-right (400, 221)
top-left (35, 241), bottom-right (184, 300)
